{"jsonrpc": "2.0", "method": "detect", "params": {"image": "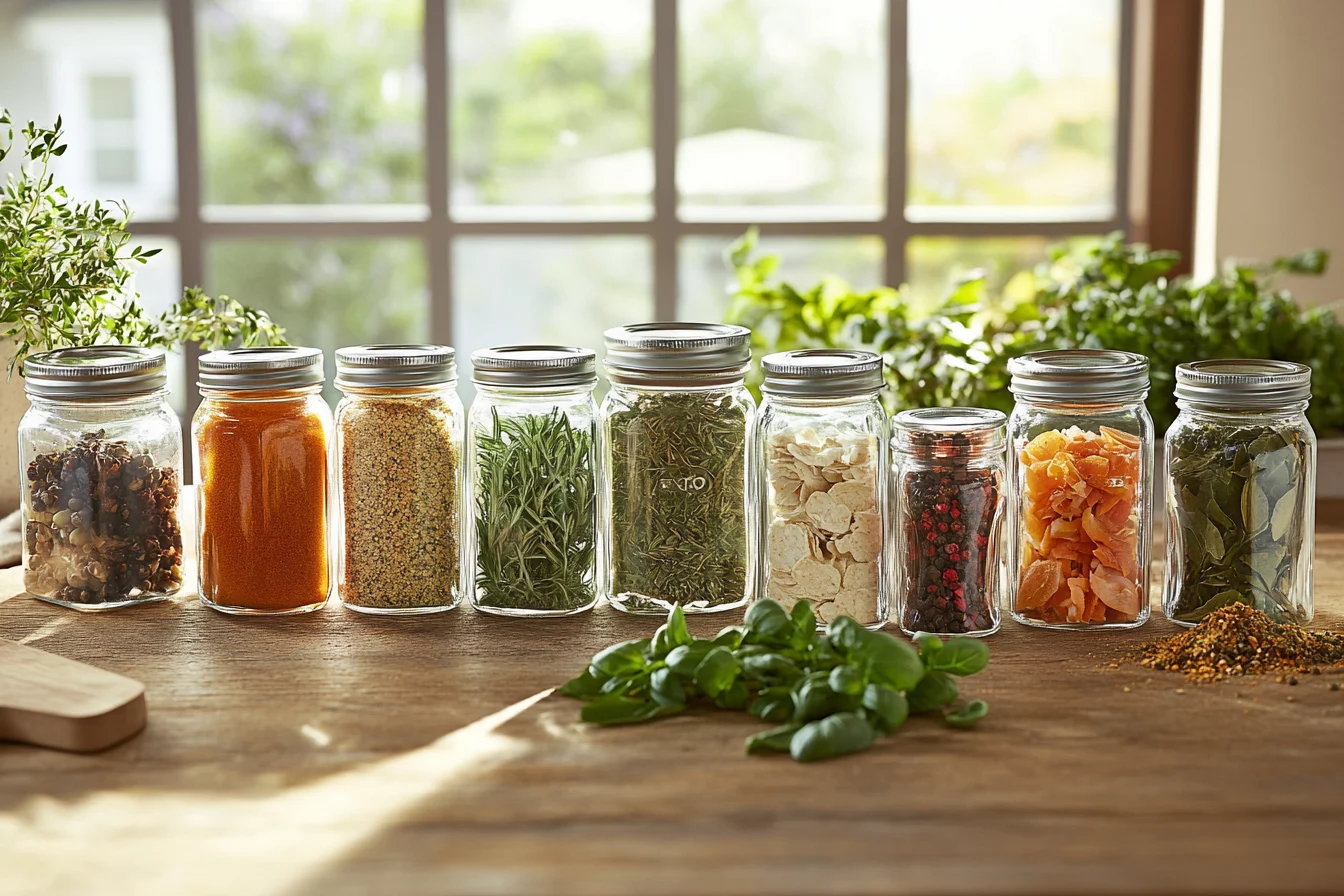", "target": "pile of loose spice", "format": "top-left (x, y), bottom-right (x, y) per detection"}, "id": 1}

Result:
top-left (1136, 603), bottom-right (1344, 682)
